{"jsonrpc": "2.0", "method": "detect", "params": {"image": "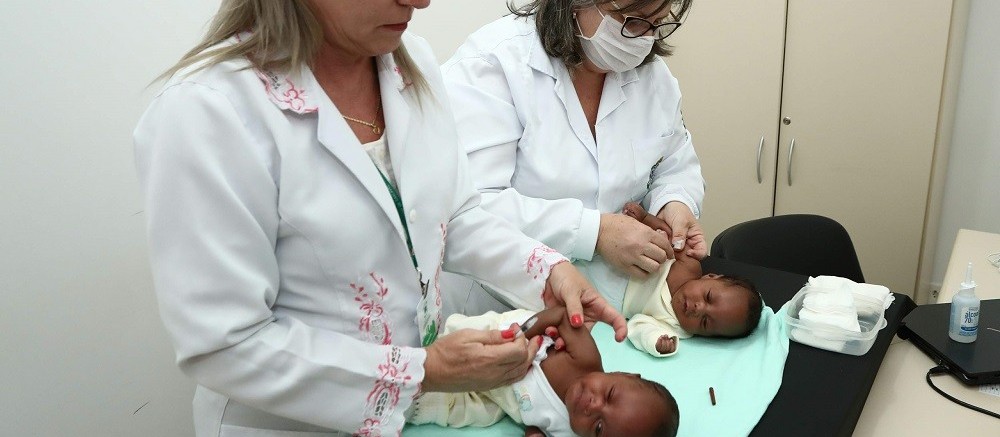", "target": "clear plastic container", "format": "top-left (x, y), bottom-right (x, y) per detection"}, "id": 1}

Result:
top-left (783, 286), bottom-right (888, 356)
